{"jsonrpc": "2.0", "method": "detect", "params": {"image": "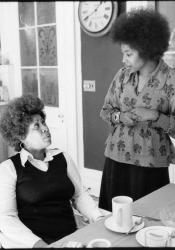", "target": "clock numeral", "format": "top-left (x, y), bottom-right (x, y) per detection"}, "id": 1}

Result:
top-left (105, 7), bottom-right (111, 11)
top-left (95, 22), bottom-right (98, 30)
top-left (83, 16), bottom-right (89, 21)
top-left (104, 14), bottom-right (109, 19)
top-left (89, 21), bottom-right (92, 27)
